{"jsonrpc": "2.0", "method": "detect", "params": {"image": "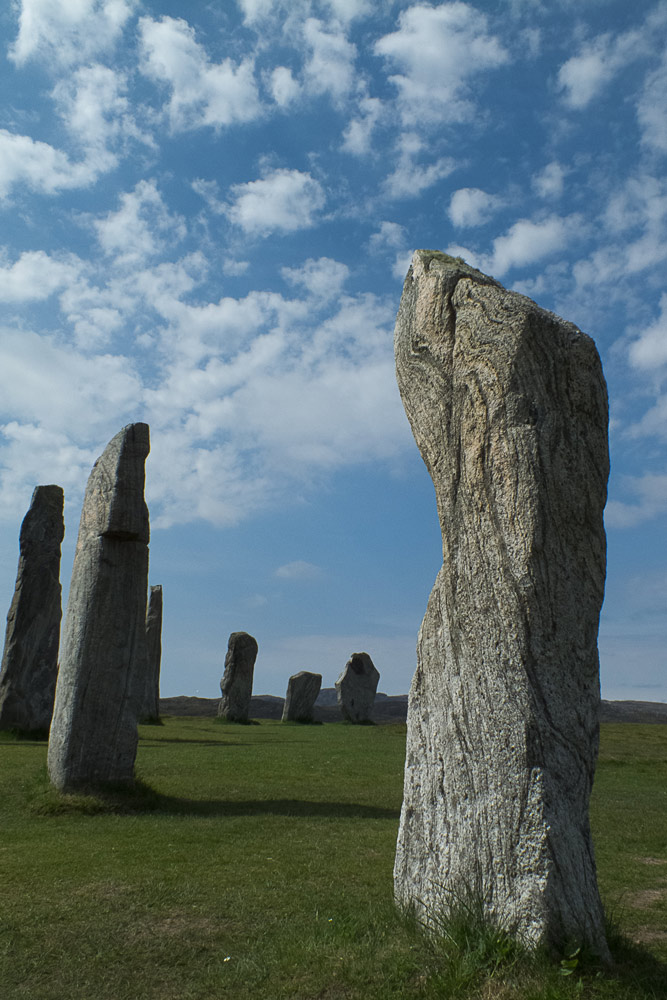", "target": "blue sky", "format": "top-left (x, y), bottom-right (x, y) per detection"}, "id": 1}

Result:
top-left (0, 0), bottom-right (665, 701)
